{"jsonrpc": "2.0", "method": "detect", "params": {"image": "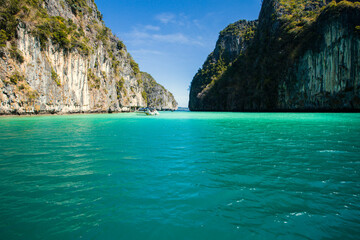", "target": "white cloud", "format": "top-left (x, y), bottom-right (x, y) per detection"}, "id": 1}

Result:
top-left (155, 13), bottom-right (176, 24)
top-left (130, 49), bottom-right (164, 56)
top-left (124, 29), bottom-right (204, 46)
top-left (152, 33), bottom-right (190, 44)
top-left (144, 25), bottom-right (160, 31)
top-left (193, 19), bottom-right (202, 29)
top-left (121, 13), bottom-right (207, 49)
top-left (155, 13), bottom-right (194, 27)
